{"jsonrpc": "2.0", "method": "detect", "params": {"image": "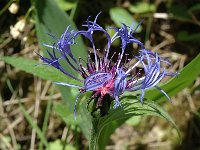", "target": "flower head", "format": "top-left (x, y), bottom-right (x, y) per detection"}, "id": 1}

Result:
top-left (37, 13), bottom-right (177, 118)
